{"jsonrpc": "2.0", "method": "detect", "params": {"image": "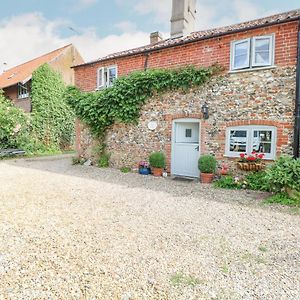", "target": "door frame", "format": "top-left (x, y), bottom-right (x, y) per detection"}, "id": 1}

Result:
top-left (171, 118), bottom-right (201, 177)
